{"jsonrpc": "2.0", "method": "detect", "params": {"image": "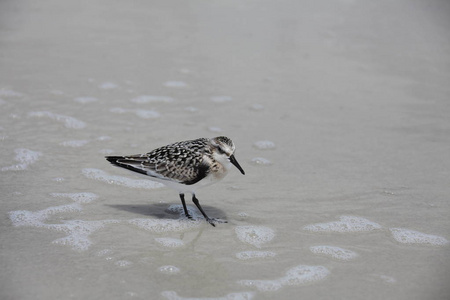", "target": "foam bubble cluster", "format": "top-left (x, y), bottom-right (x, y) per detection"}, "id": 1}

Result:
top-left (129, 218), bottom-right (201, 233)
top-left (250, 157), bottom-right (272, 166)
top-left (310, 246), bottom-right (358, 261)
top-left (9, 204), bottom-right (82, 227)
top-left (115, 260), bottom-right (133, 267)
top-left (238, 265), bottom-right (330, 292)
top-left (158, 265), bottom-right (181, 274)
top-left (59, 140), bottom-right (89, 147)
top-left (253, 140), bottom-right (276, 150)
top-left (50, 192), bottom-right (99, 204)
top-left (235, 226), bottom-right (275, 248)
top-left (161, 291), bottom-right (255, 300)
top-left (9, 203), bottom-right (118, 251)
top-left (131, 95), bottom-right (174, 103)
top-left (2, 148), bottom-right (42, 171)
top-left (82, 168), bottom-right (163, 189)
top-left (28, 111), bottom-right (86, 129)
top-left (49, 219), bottom-right (119, 251)
top-left (236, 251), bottom-right (276, 260)
top-left (390, 228), bottom-right (449, 246)
top-left (110, 107), bottom-right (160, 119)
top-left (303, 216), bottom-right (382, 233)
top-left (155, 237), bottom-right (185, 248)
